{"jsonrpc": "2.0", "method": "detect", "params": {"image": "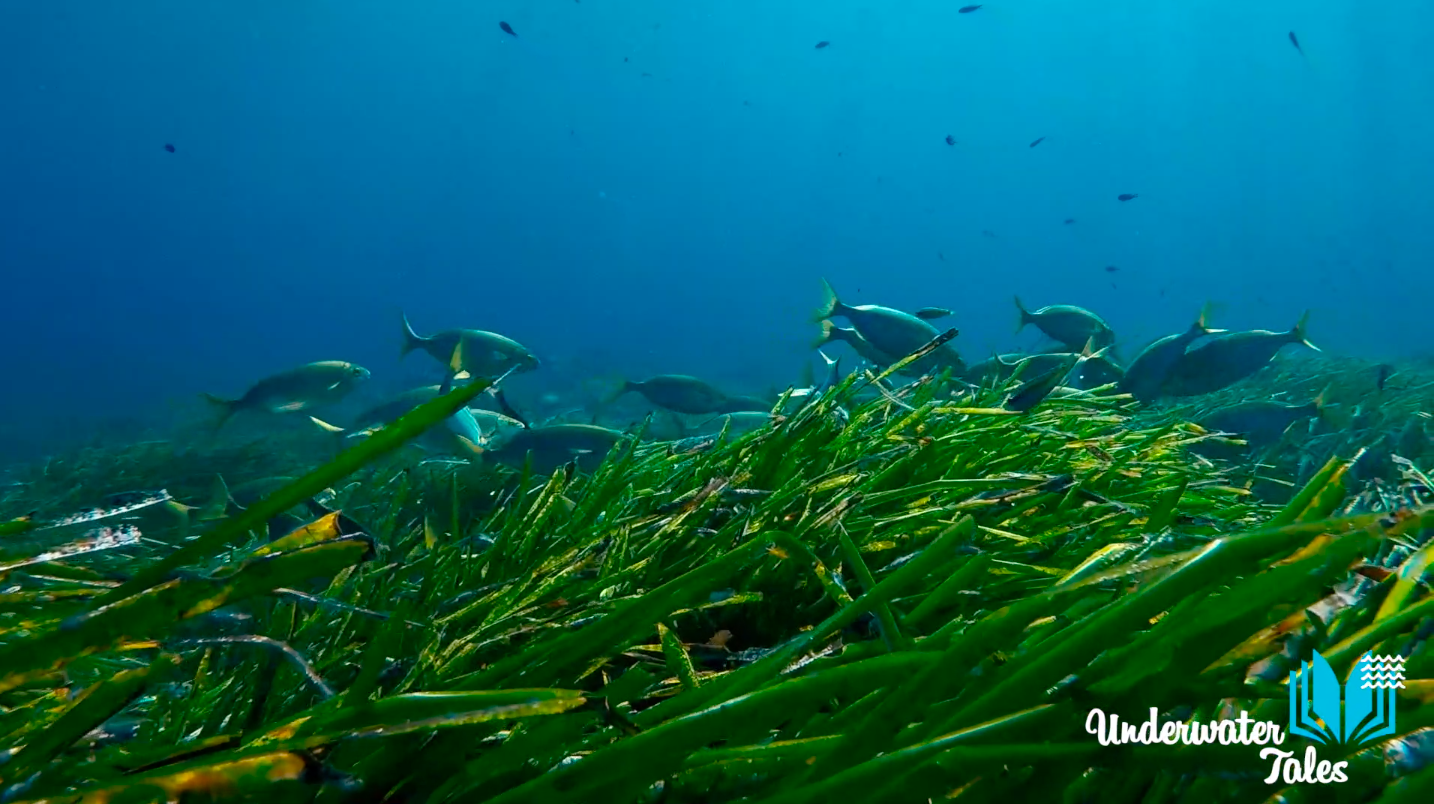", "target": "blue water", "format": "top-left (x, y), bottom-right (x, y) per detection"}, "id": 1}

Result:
top-left (2, 1), bottom-right (1431, 460)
